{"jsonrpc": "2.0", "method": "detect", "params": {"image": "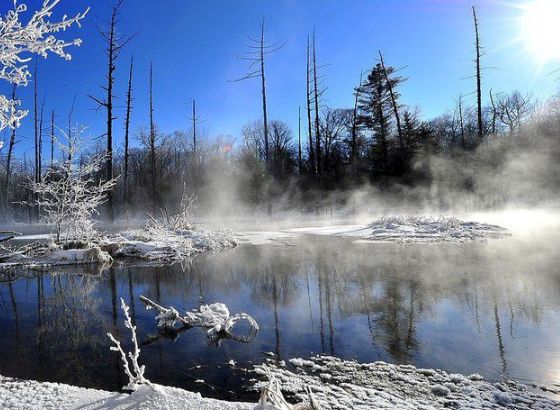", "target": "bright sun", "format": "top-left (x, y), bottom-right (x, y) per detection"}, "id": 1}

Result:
top-left (520, 0), bottom-right (560, 62)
